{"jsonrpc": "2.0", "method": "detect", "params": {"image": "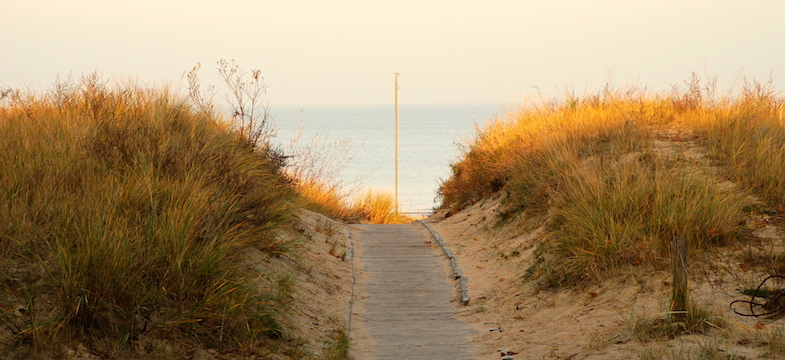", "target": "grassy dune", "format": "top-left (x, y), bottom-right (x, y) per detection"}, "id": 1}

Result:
top-left (0, 77), bottom-right (301, 356)
top-left (439, 76), bottom-right (784, 287)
